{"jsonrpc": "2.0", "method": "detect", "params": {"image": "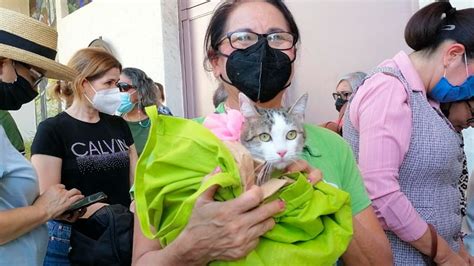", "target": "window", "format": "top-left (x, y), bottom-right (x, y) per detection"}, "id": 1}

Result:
top-left (67, 0), bottom-right (93, 15)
